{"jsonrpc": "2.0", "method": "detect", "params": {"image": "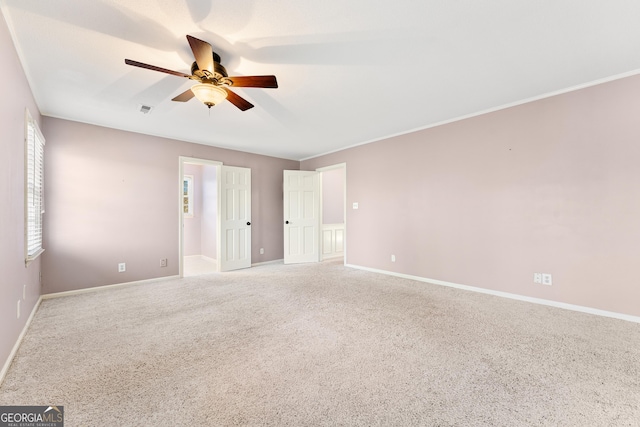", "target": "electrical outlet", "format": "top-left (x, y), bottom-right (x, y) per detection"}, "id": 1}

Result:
top-left (160, 259), bottom-right (167, 267)
top-left (542, 273), bottom-right (552, 286)
top-left (533, 273), bottom-right (542, 284)
top-left (118, 263), bottom-right (126, 273)
top-left (391, 254), bottom-right (396, 262)
top-left (260, 248), bottom-right (264, 255)
top-left (352, 202), bottom-right (359, 209)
